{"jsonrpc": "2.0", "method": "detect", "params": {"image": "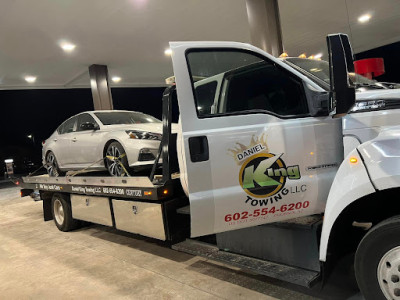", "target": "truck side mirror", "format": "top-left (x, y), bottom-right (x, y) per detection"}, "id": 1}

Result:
top-left (327, 34), bottom-right (356, 118)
